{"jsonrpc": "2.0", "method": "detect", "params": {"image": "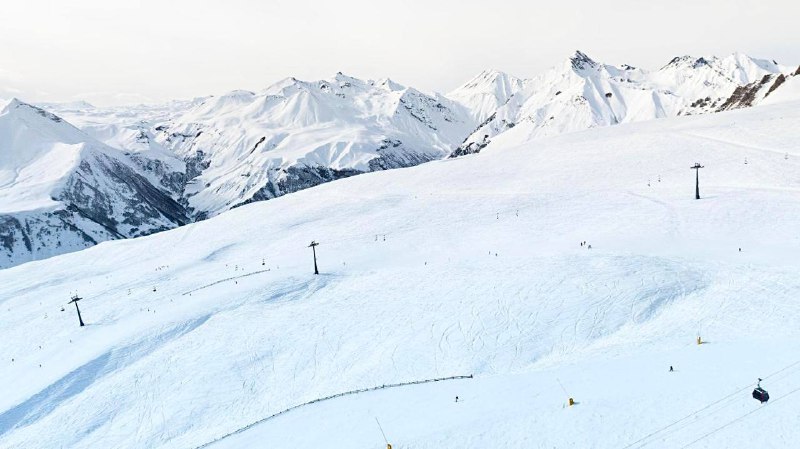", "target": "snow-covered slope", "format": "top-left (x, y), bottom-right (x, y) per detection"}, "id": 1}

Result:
top-left (447, 69), bottom-right (524, 122)
top-left (1, 97), bottom-right (800, 448)
top-left (452, 51), bottom-right (793, 156)
top-left (0, 99), bottom-right (188, 268)
top-left (761, 67), bottom-right (800, 104)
